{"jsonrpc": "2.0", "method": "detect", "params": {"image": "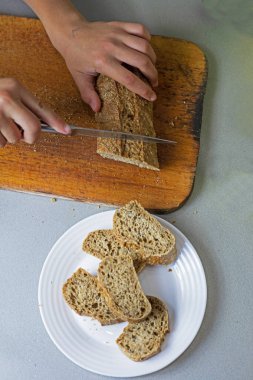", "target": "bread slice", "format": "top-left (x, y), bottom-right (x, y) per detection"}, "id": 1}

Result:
top-left (82, 229), bottom-right (146, 273)
top-left (97, 255), bottom-right (151, 322)
top-left (113, 200), bottom-right (177, 265)
top-left (95, 71), bottom-right (159, 171)
top-left (116, 296), bottom-right (169, 361)
top-left (62, 268), bottom-right (120, 325)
